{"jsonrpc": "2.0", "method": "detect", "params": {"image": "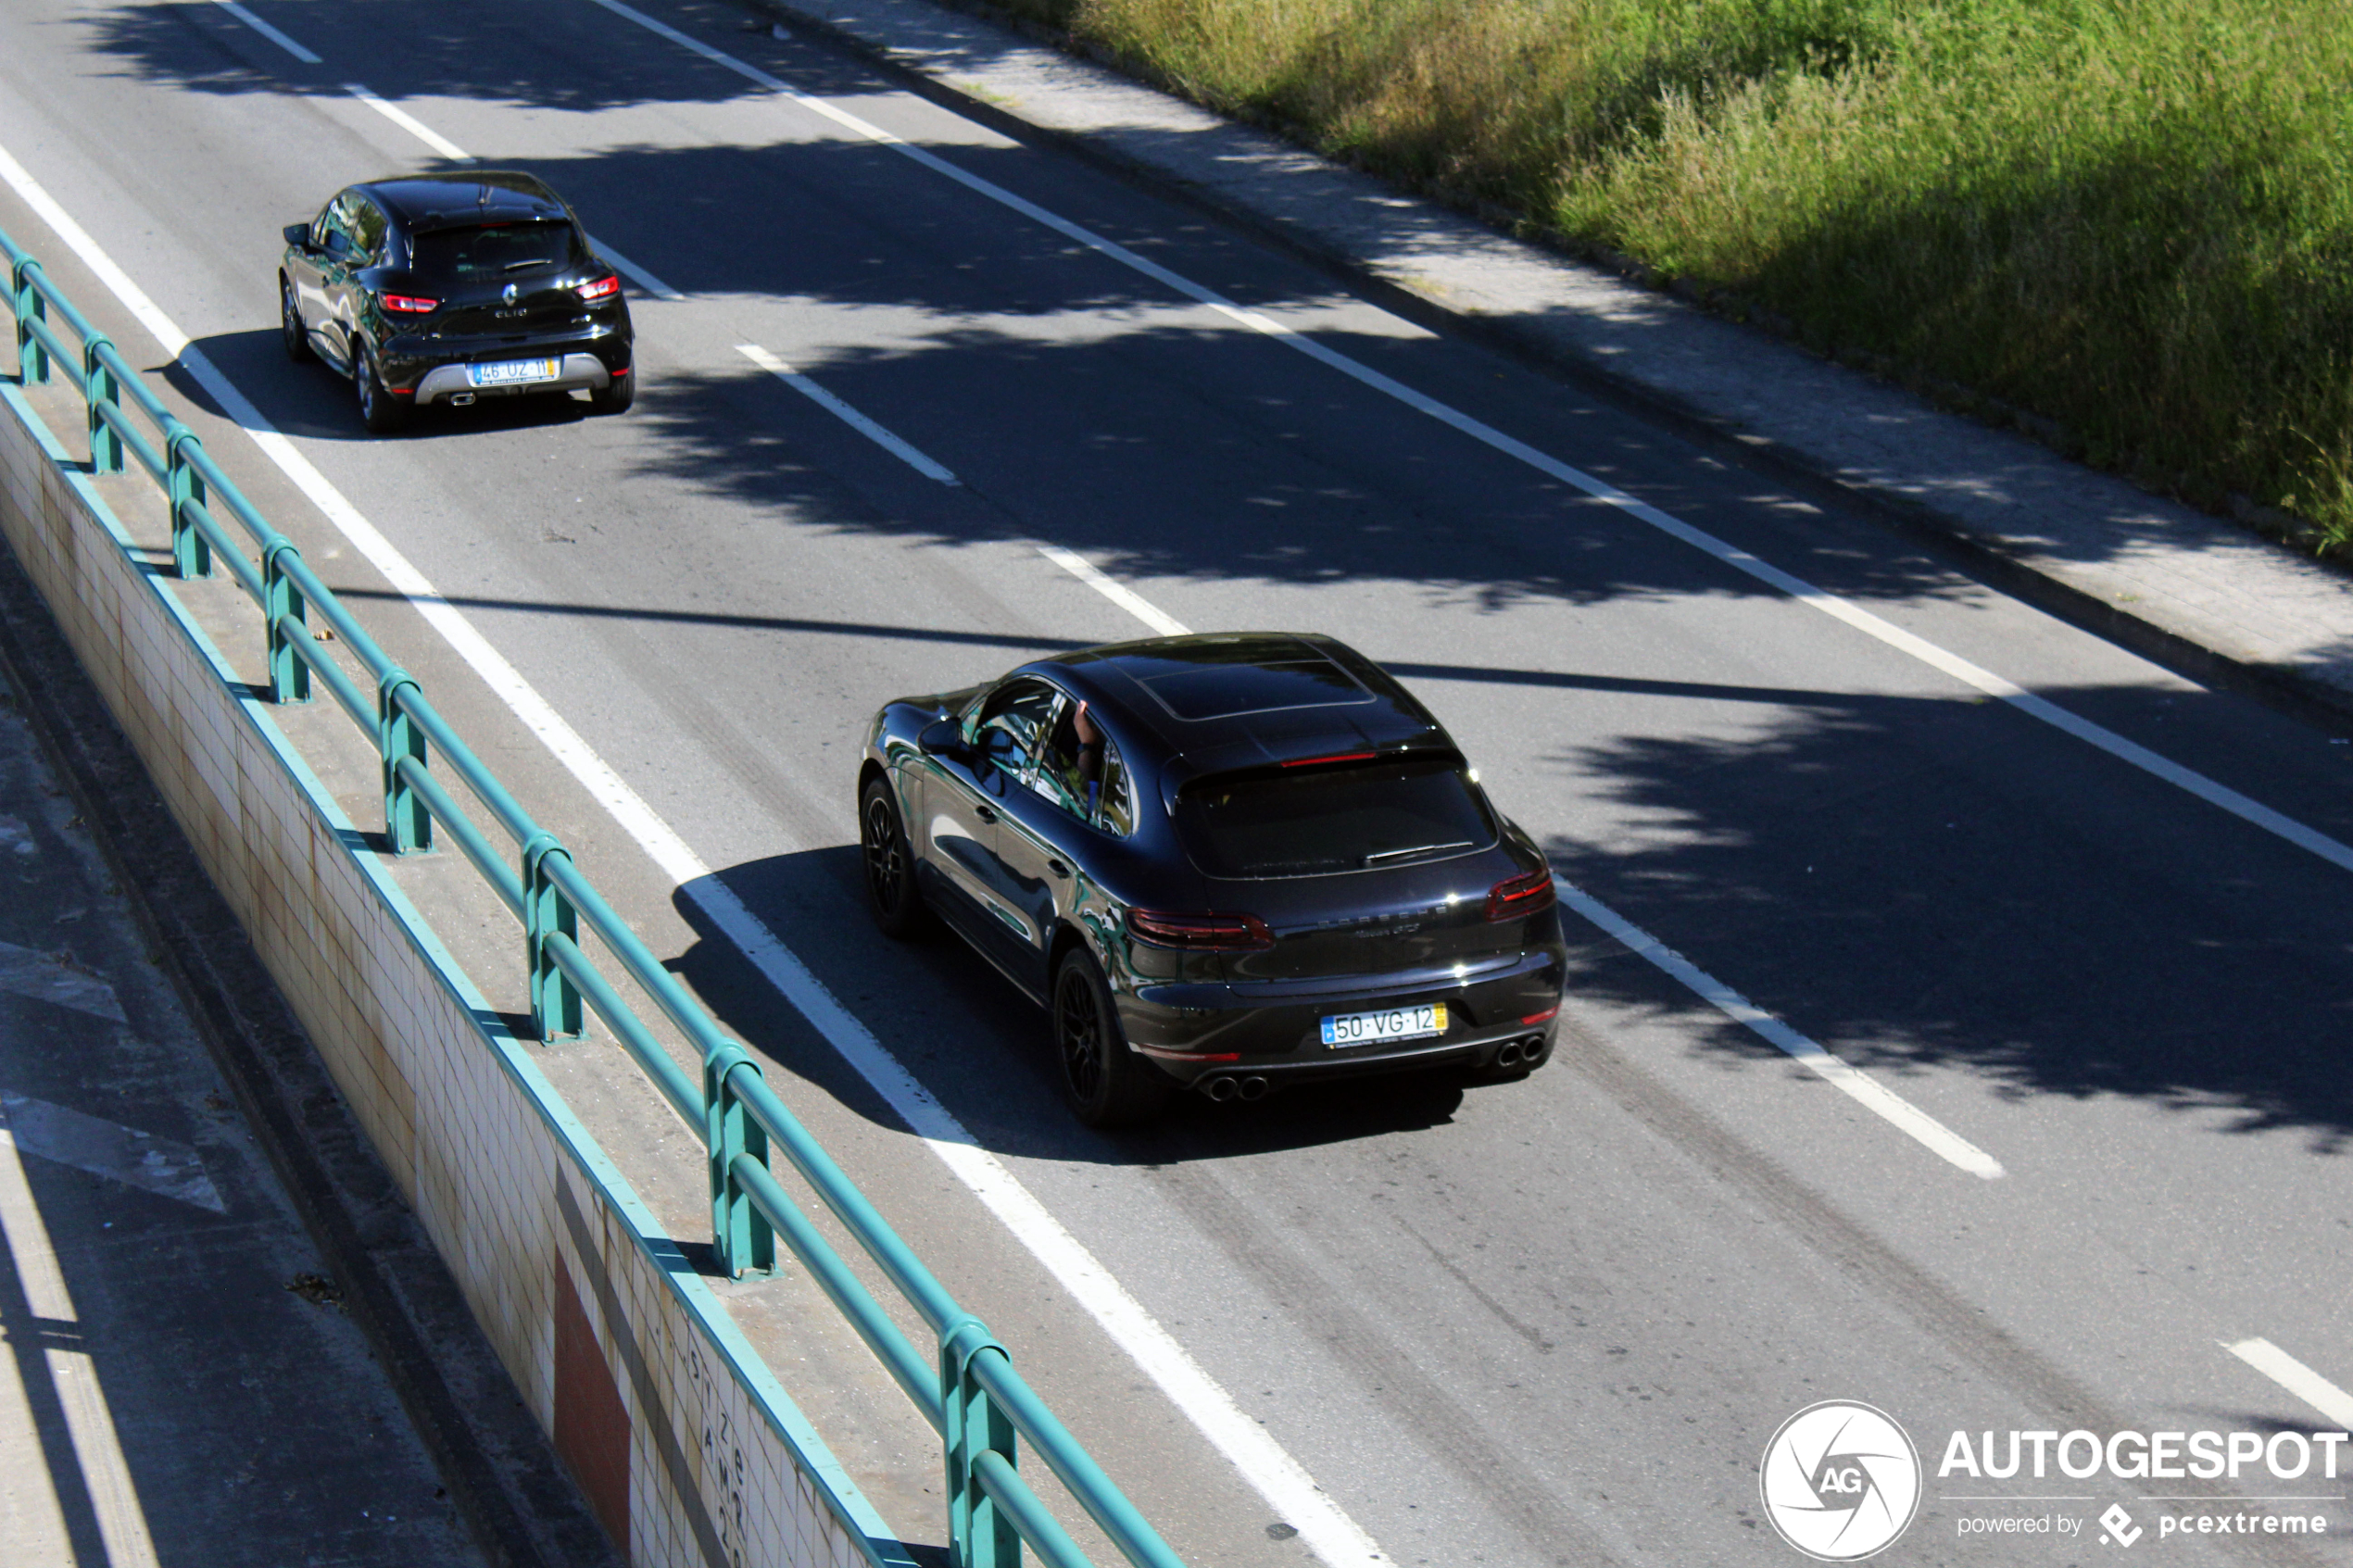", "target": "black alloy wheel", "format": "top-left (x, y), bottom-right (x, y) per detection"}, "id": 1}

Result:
top-left (1053, 947), bottom-right (1172, 1128)
top-left (280, 278), bottom-right (311, 363)
top-left (354, 343), bottom-right (407, 434)
top-left (860, 778), bottom-right (929, 938)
